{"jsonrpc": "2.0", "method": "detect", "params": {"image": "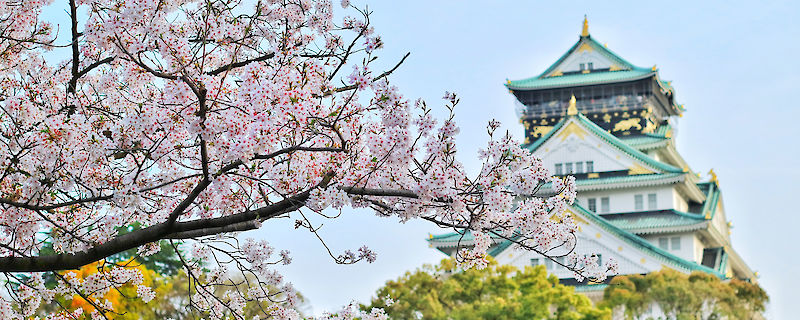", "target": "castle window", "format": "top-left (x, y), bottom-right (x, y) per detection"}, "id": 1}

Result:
top-left (588, 62), bottom-right (594, 70)
top-left (579, 63), bottom-right (586, 71)
top-left (648, 193), bottom-right (657, 210)
top-left (671, 237), bottom-right (681, 250)
top-left (586, 161), bottom-right (594, 173)
top-left (555, 164), bottom-right (563, 175)
top-left (588, 198), bottom-right (597, 212)
top-left (545, 259), bottom-right (554, 270)
top-left (575, 162), bottom-right (584, 174)
top-left (530, 258), bottom-right (540, 266)
top-left (565, 162), bottom-right (574, 174)
top-left (658, 237), bottom-right (669, 250)
top-left (601, 197), bottom-right (610, 213)
top-left (634, 194), bottom-right (644, 211)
